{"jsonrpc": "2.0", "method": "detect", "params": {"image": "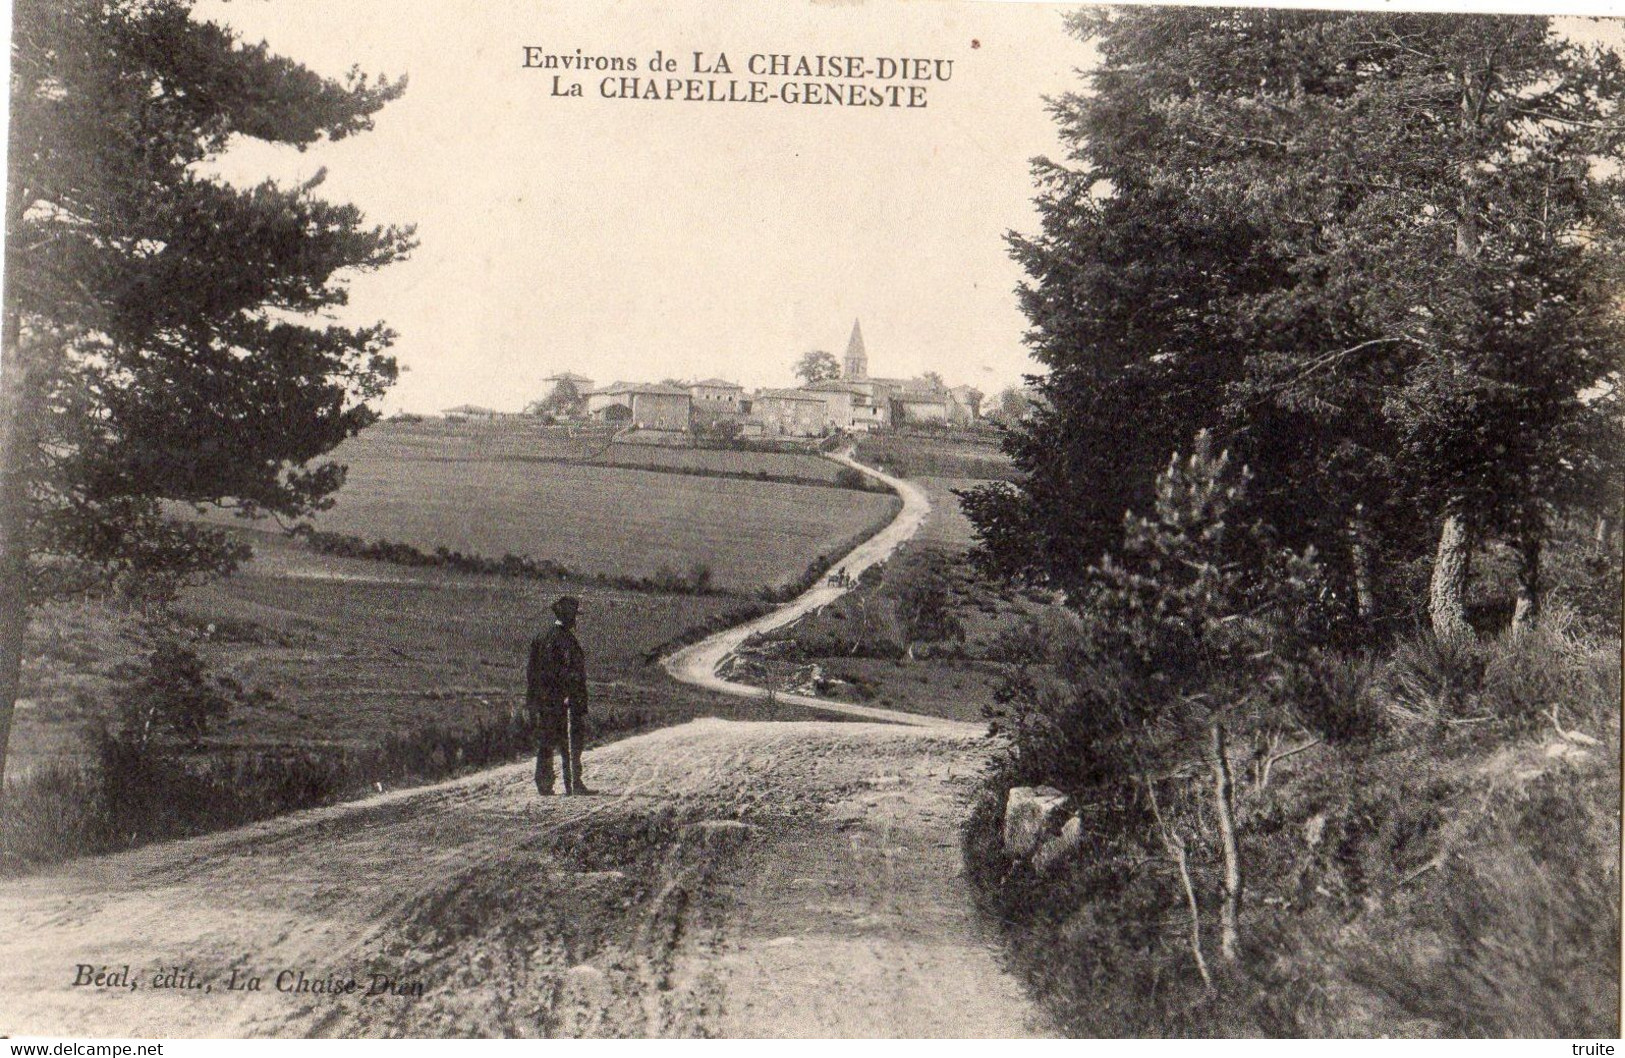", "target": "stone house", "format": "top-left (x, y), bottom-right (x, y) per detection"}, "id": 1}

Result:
top-left (586, 382), bottom-right (693, 431)
top-left (688, 378), bottom-right (745, 410)
top-left (752, 389), bottom-right (829, 437)
top-left (688, 378), bottom-right (748, 428)
top-left (803, 379), bottom-right (879, 432)
top-left (892, 393), bottom-right (949, 424)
